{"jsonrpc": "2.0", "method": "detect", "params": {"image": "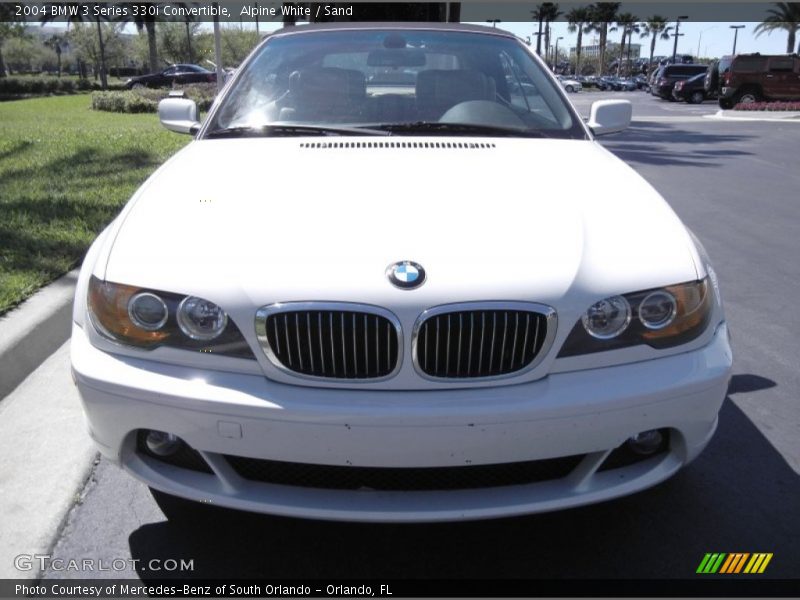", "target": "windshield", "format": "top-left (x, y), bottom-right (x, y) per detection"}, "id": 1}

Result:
top-left (204, 28), bottom-right (585, 139)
